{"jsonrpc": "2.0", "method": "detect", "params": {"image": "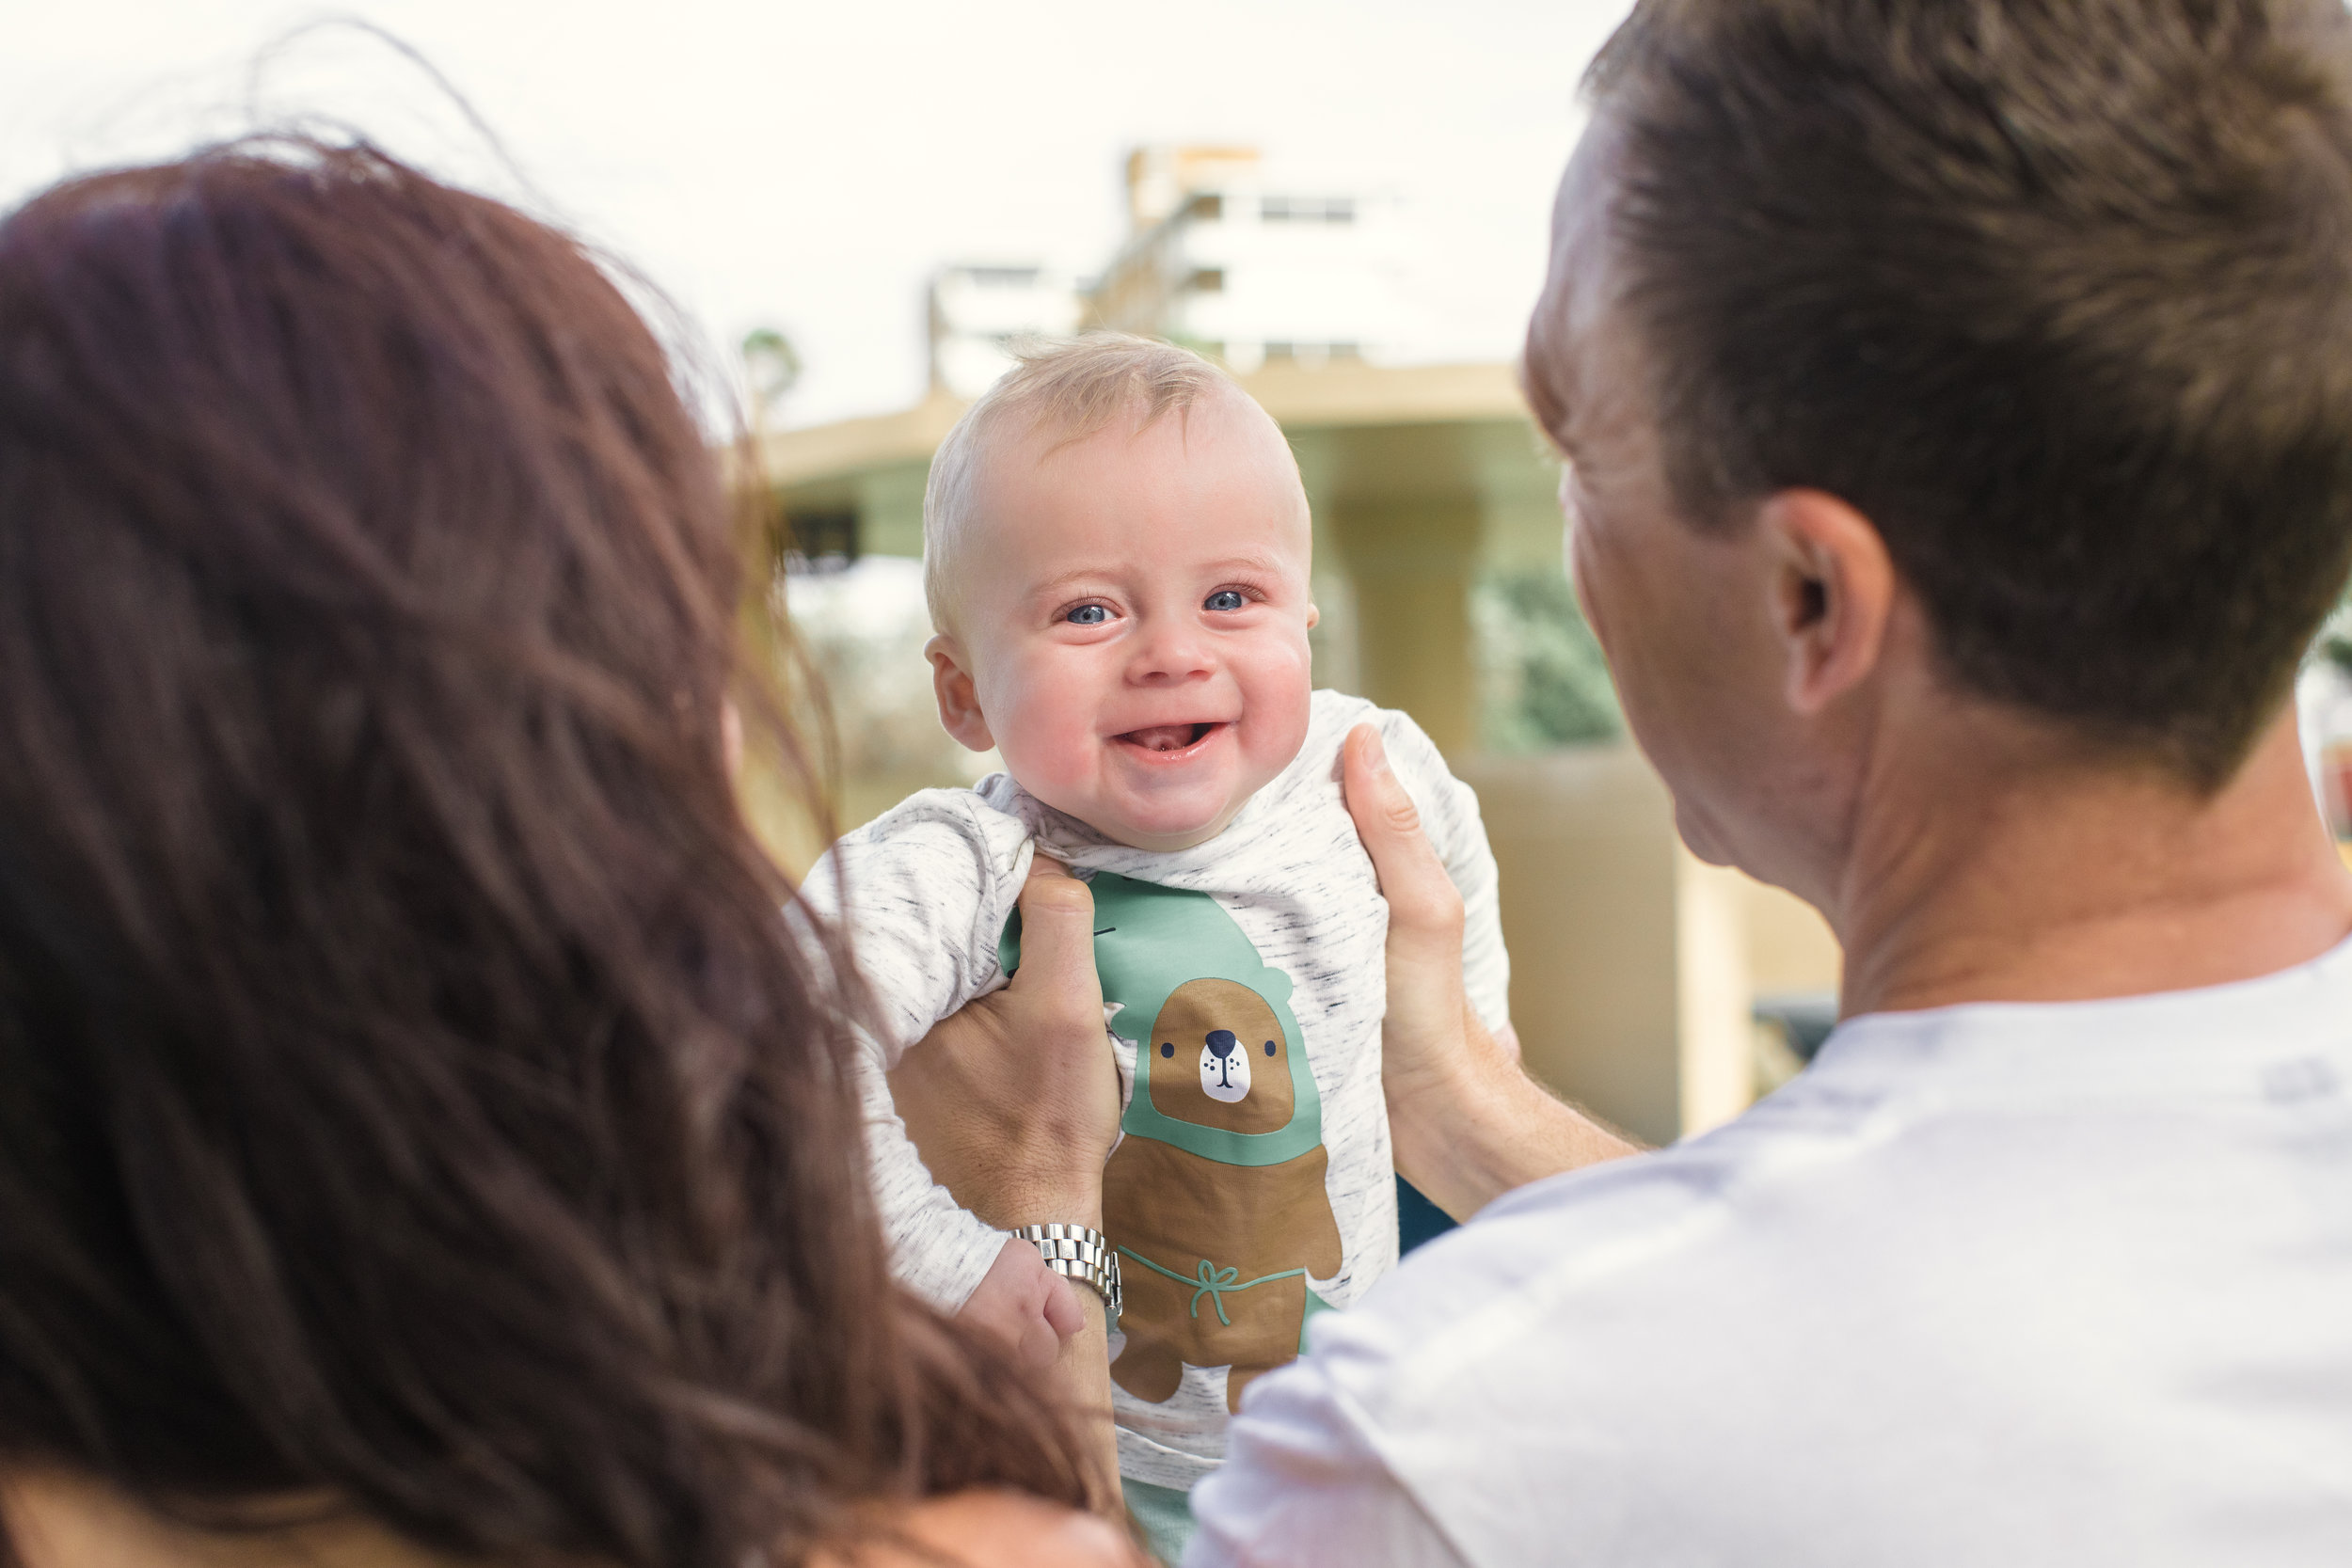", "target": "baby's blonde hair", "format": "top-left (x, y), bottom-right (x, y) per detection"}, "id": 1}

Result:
top-left (923, 333), bottom-right (1242, 632)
